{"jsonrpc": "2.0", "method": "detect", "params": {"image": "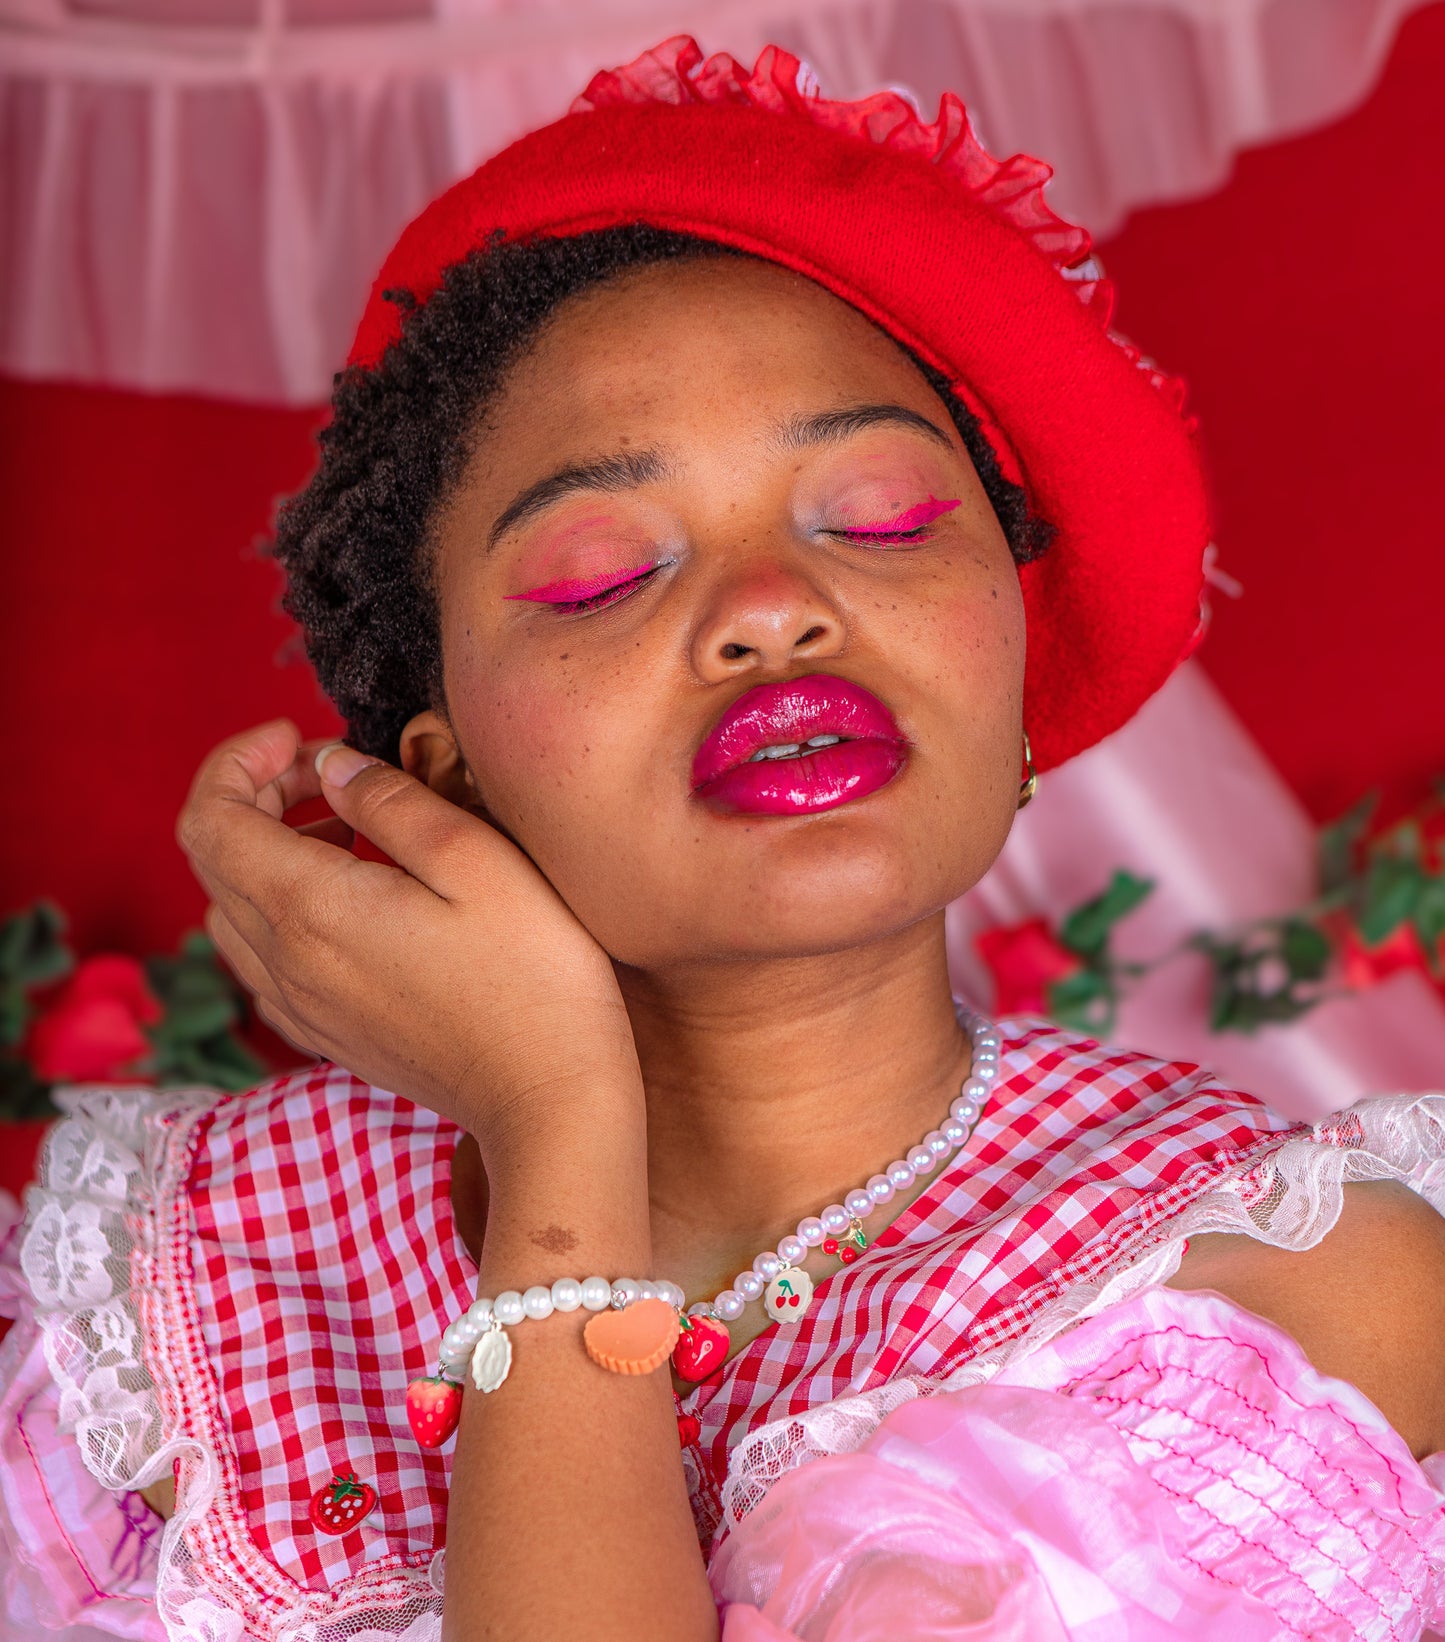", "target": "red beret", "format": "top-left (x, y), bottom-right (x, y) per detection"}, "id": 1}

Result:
top-left (349, 37), bottom-right (1210, 772)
